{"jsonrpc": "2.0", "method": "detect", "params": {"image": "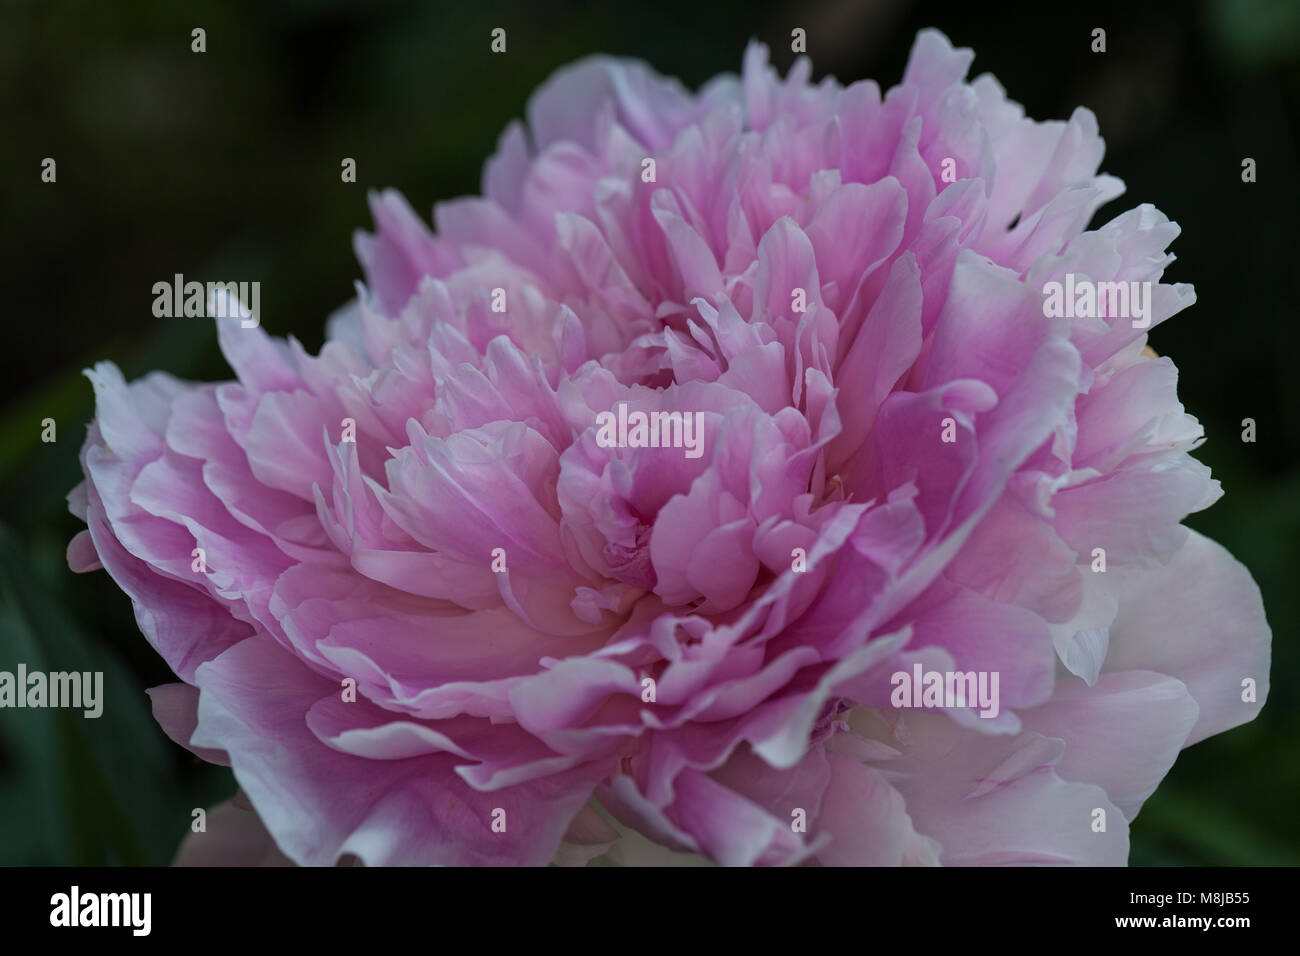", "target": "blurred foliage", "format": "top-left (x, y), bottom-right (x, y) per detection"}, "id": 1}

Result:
top-left (0, 0), bottom-right (1295, 865)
